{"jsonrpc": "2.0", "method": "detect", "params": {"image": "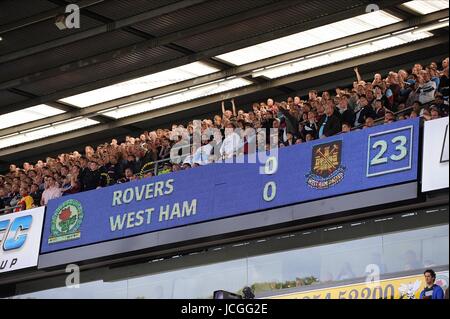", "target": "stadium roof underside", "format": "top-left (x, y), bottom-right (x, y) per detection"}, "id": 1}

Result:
top-left (0, 0), bottom-right (448, 169)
